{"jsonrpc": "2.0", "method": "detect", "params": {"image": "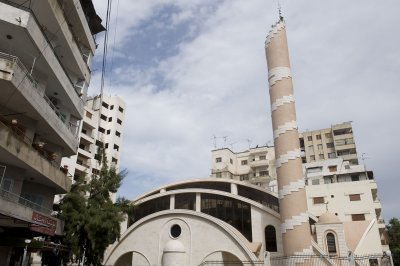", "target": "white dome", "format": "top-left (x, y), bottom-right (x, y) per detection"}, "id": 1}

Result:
top-left (163, 240), bottom-right (185, 253)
